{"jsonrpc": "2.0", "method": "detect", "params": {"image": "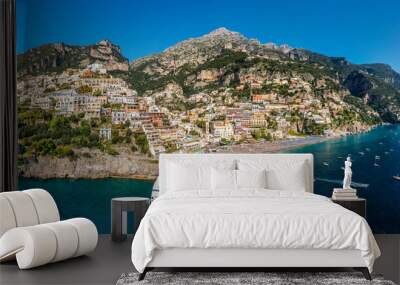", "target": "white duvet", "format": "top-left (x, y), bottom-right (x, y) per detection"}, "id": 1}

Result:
top-left (131, 190), bottom-right (380, 273)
